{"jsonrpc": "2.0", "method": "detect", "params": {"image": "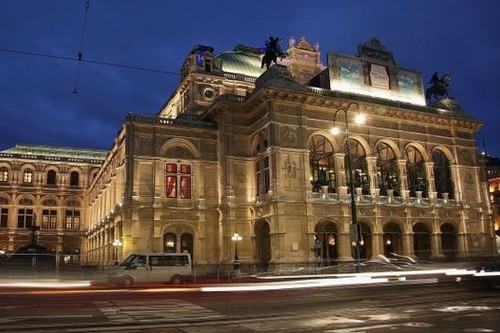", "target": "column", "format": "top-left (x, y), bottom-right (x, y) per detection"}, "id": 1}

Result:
top-left (366, 156), bottom-right (379, 197)
top-left (371, 232), bottom-right (384, 258)
top-left (402, 232), bottom-right (414, 256)
top-left (425, 161), bottom-right (436, 200)
top-left (456, 232), bottom-right (468, 258)
top-left (337, 233), bottom-right (354, 261)
top-left (334, 153), bottom-right (347, 198)
top-left (431, 232), bottom-right (444, 259)
top-left (397, 159), bottom-right (409, 199)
